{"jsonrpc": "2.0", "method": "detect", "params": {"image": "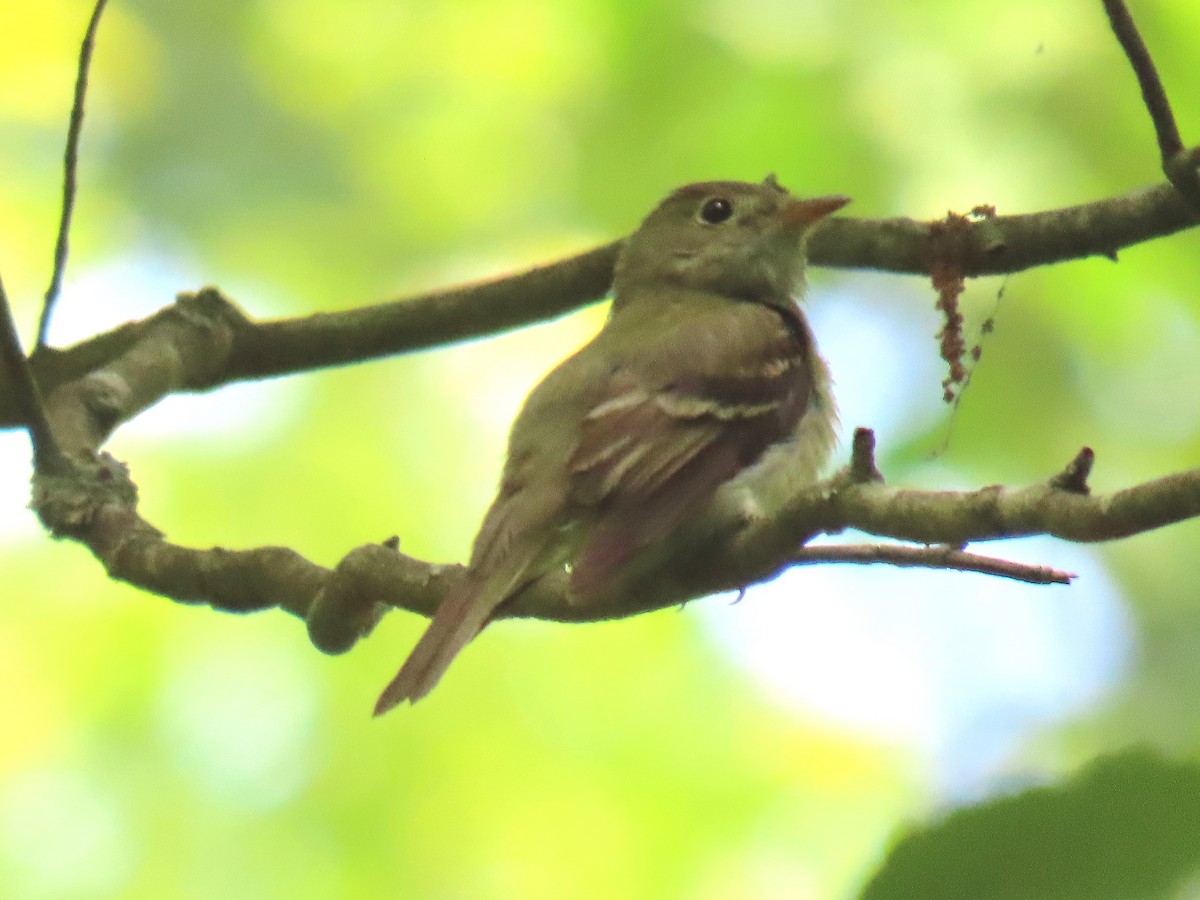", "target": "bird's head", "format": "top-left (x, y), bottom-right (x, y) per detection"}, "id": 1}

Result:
top-left (613, 177), bottom-right (849, 306)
